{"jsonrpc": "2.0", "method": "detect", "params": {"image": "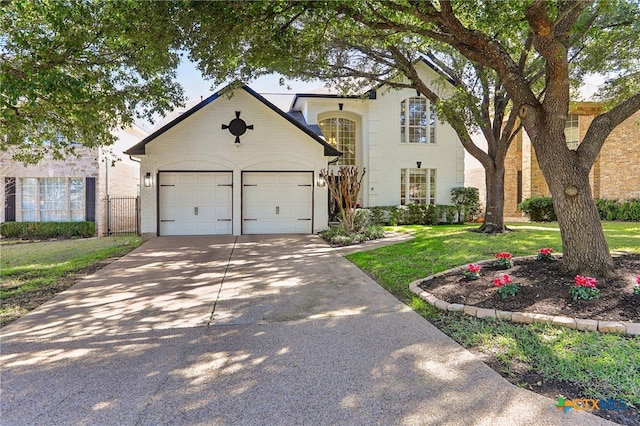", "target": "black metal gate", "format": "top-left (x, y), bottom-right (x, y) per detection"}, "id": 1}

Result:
top-left (105, 195), bottom-right (140, 236)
